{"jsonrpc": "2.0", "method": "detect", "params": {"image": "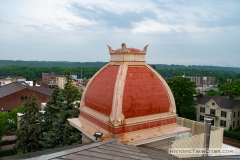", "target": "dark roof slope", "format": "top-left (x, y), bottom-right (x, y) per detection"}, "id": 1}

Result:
top-left (196, 96), bottom-right (239, 109)
top-left (0, 82), bottom-right (27, 98)
top-left (27, 86), bottom-right (52, 96)
top-left (0, 82), bottom-right (52, 98)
